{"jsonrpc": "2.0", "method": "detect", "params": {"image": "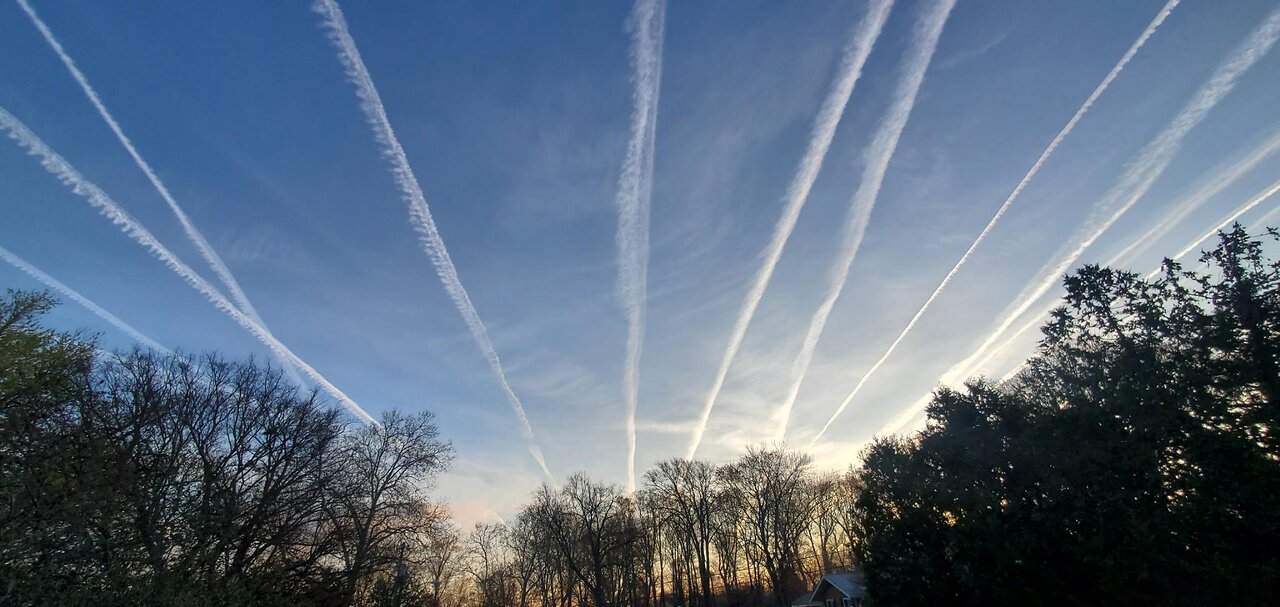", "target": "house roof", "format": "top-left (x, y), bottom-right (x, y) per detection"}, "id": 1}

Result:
top-left (812, 572), bottom-right (866, 600)
top-left (791, 593), bottom-right (821, 607)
